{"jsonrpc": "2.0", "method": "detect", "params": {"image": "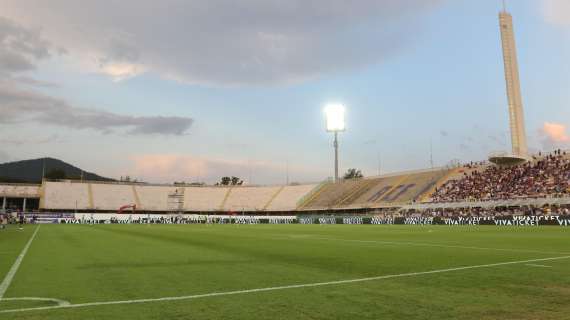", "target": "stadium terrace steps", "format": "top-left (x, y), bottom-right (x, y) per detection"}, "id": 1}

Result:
top-left (219, 187), bottom-right (233, 211)
top-left (296, 180), bottom-right (332, 209)
top-left (0, 184), bottom-right (40, 198)
top-left (91, 183), bottom-right (136, 210)
top-left (224, 186), bottom-right (283, 212)
top-left (335, 179), bottom-right (379, 206)
top-left (300, 179), bottom-right (363, 208)
top-left (262, 186), bottom-right (285, 211)
top-left (87, 183), bottom-right (94, 209)
top-left (389, 171), bottom-right (447, 203)
top-left (38, 183), bottom-right (45, 209)
top-left (184, 187), bottom-right (228, 212)
top-left (354, 175), bottom-right (405, 205)
top-left (135, 186), bottom-right (179, 211)
top-left (24, 168), bottom-right (461, 213)
top-left (42, 181), bottom-right (90, 210)
top-left (372, 175), bottom-right (410, 203)
top-left (131, 185), bottom-right (142, 209)
top-left (269, 184), bottom-right (317, 211)
top-left (299, 169), bottom-right (453, 209)
top-left (418, 167), bottom-right (467, 202)
top-left (35, 181), bottom-right (319, 212)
